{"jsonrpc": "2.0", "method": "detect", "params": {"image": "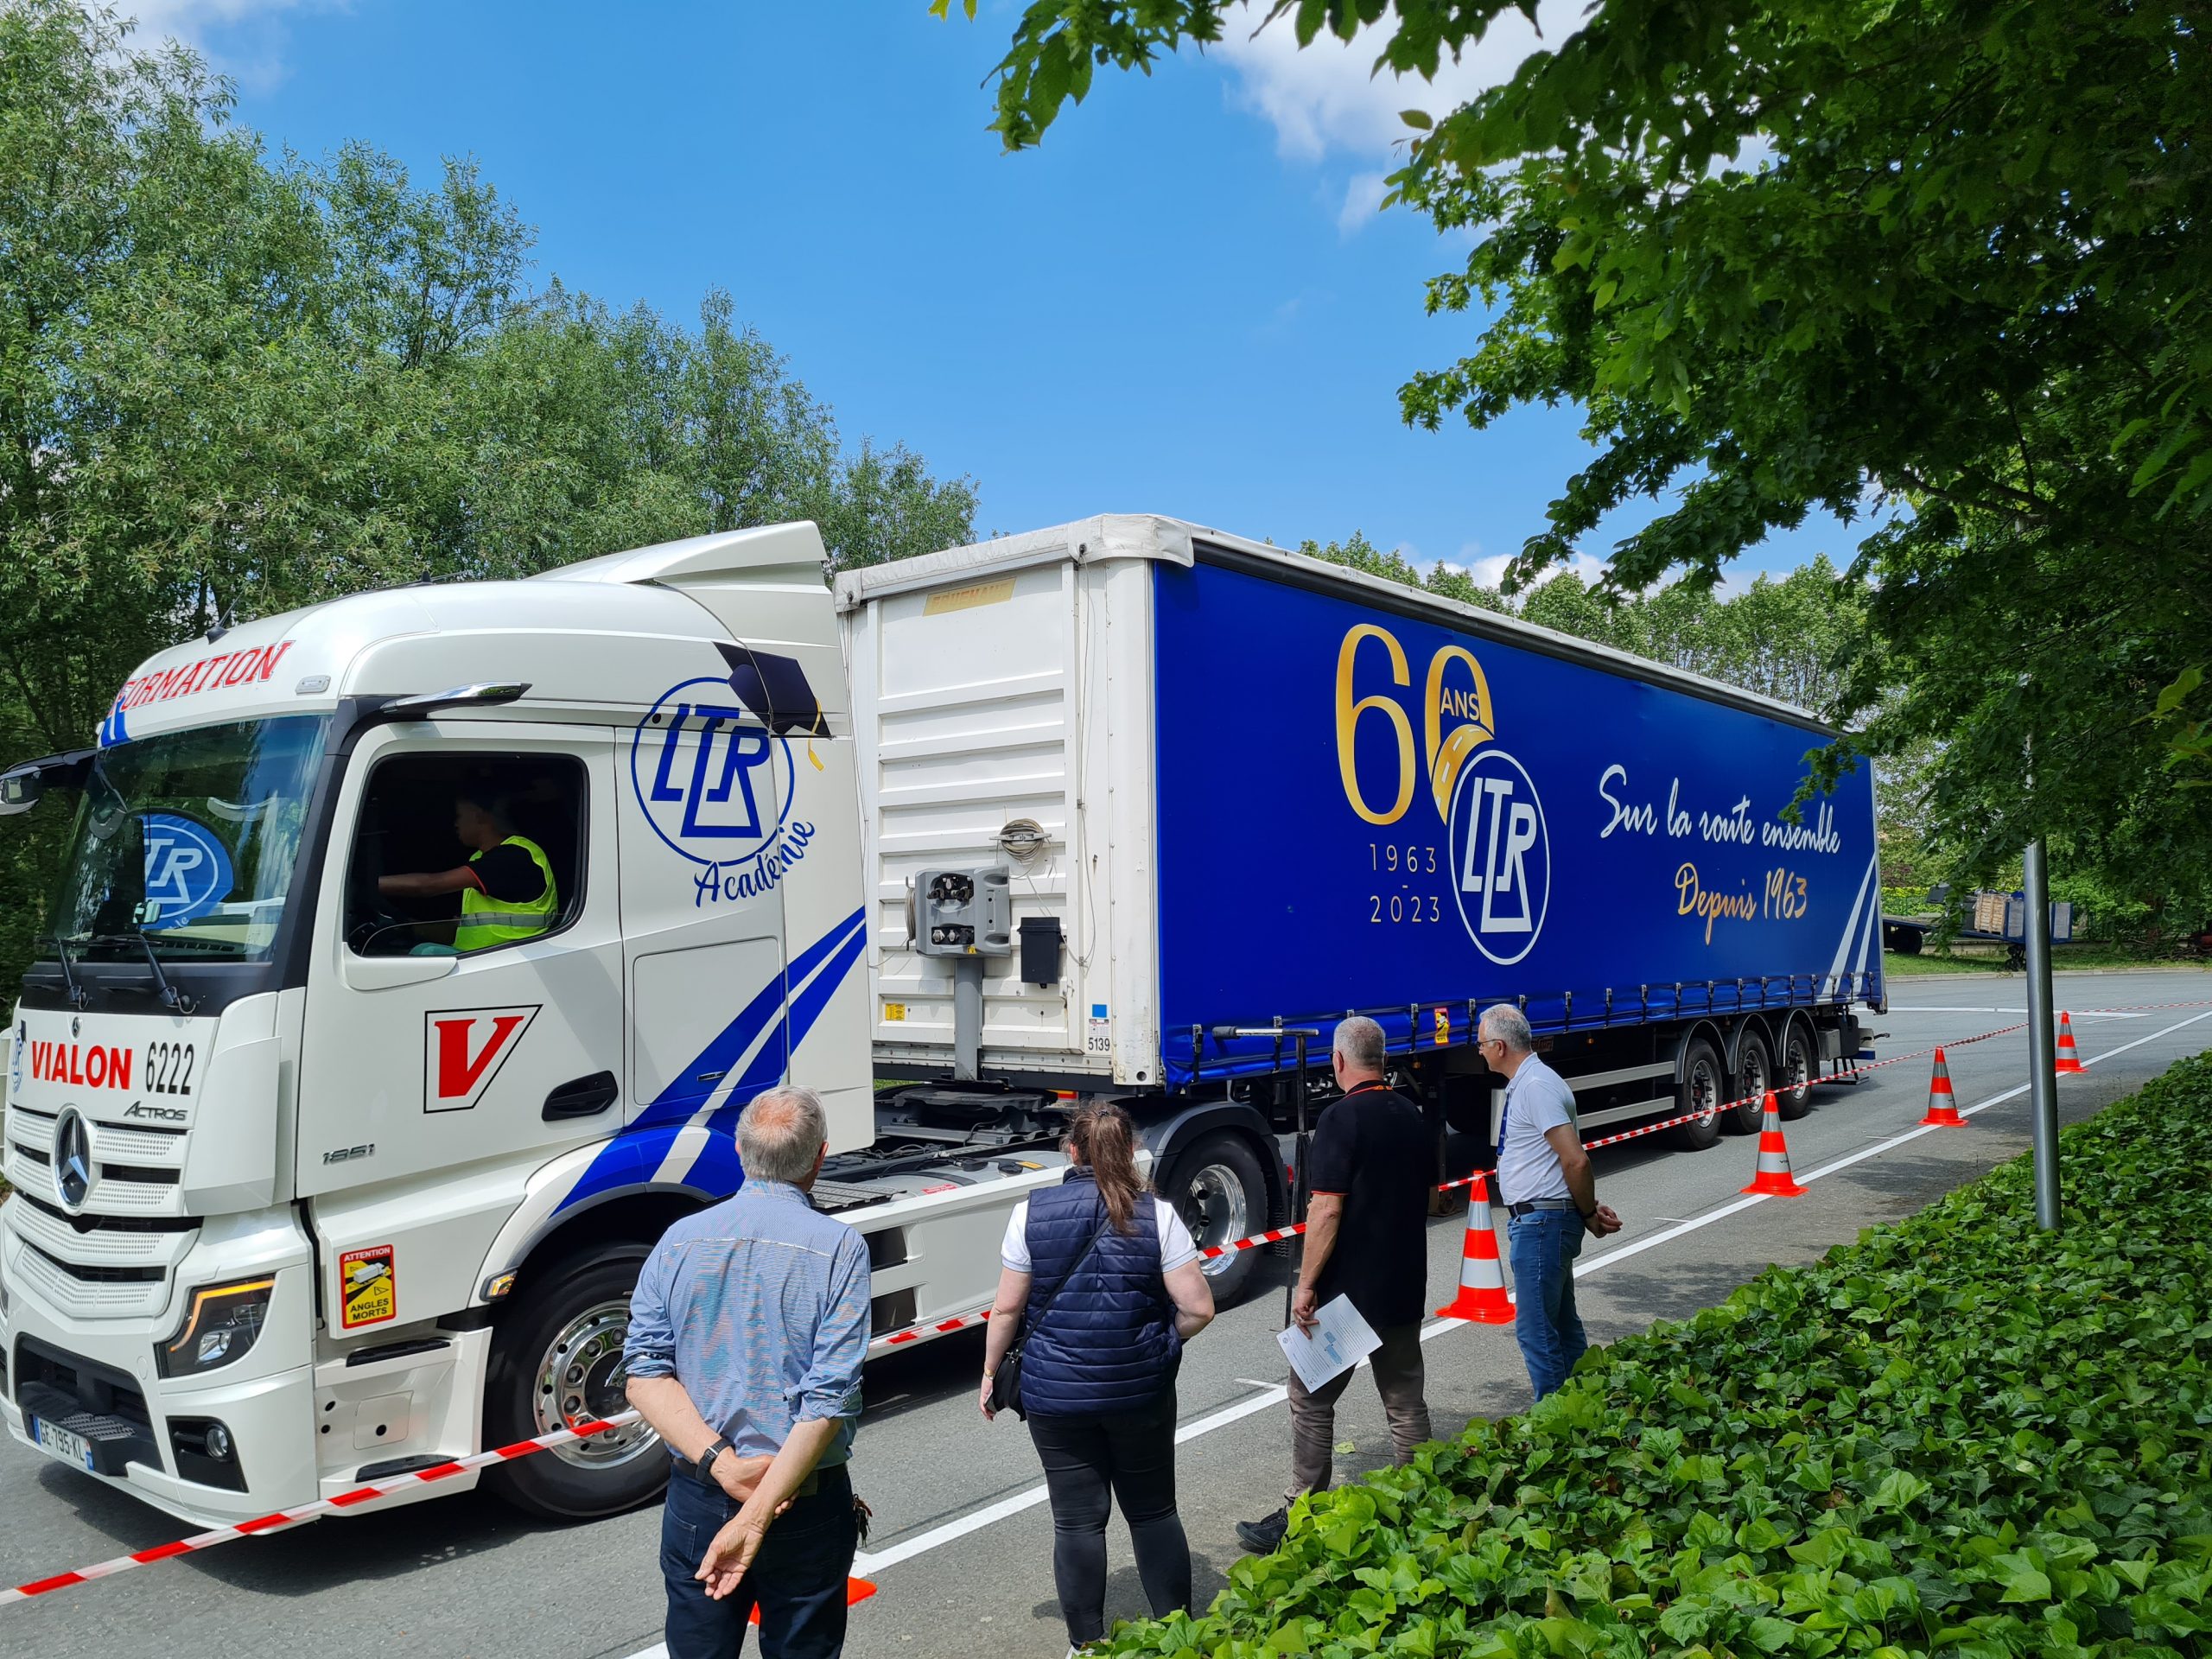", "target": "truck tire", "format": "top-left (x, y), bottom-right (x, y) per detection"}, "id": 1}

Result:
top-left (1776, 1023), bottom-right (1816, 1120)
top-left (1161, 1132), bottom-right (1270, 1305)
top-left (483, 1249), bottom-right (667, 1520)
top-left (1668, 1037), bottom-right (1725, 1149)
top-left (1724, 1030), bottom-right (1774, 1135)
